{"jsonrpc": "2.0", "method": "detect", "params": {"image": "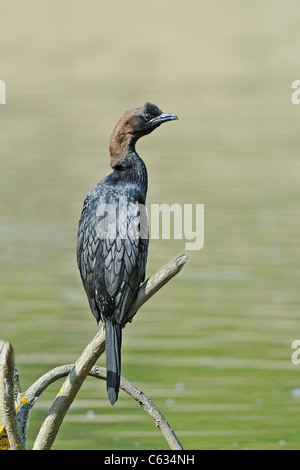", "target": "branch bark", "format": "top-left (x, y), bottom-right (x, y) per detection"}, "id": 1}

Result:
top-left (23, 365), bottom-right (183, 450)
top-left (33, 253), bottom-right (188, 450)
top-left (0, 342), bottom-right (25, 450)
top-left (91, 366), bottom-right (183, 450)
